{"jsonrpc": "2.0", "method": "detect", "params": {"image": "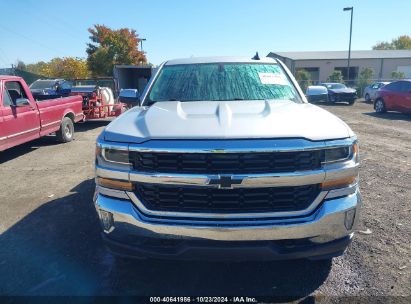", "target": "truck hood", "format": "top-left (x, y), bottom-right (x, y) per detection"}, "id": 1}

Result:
top-left (104, 100), bottom-right (352, 143)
